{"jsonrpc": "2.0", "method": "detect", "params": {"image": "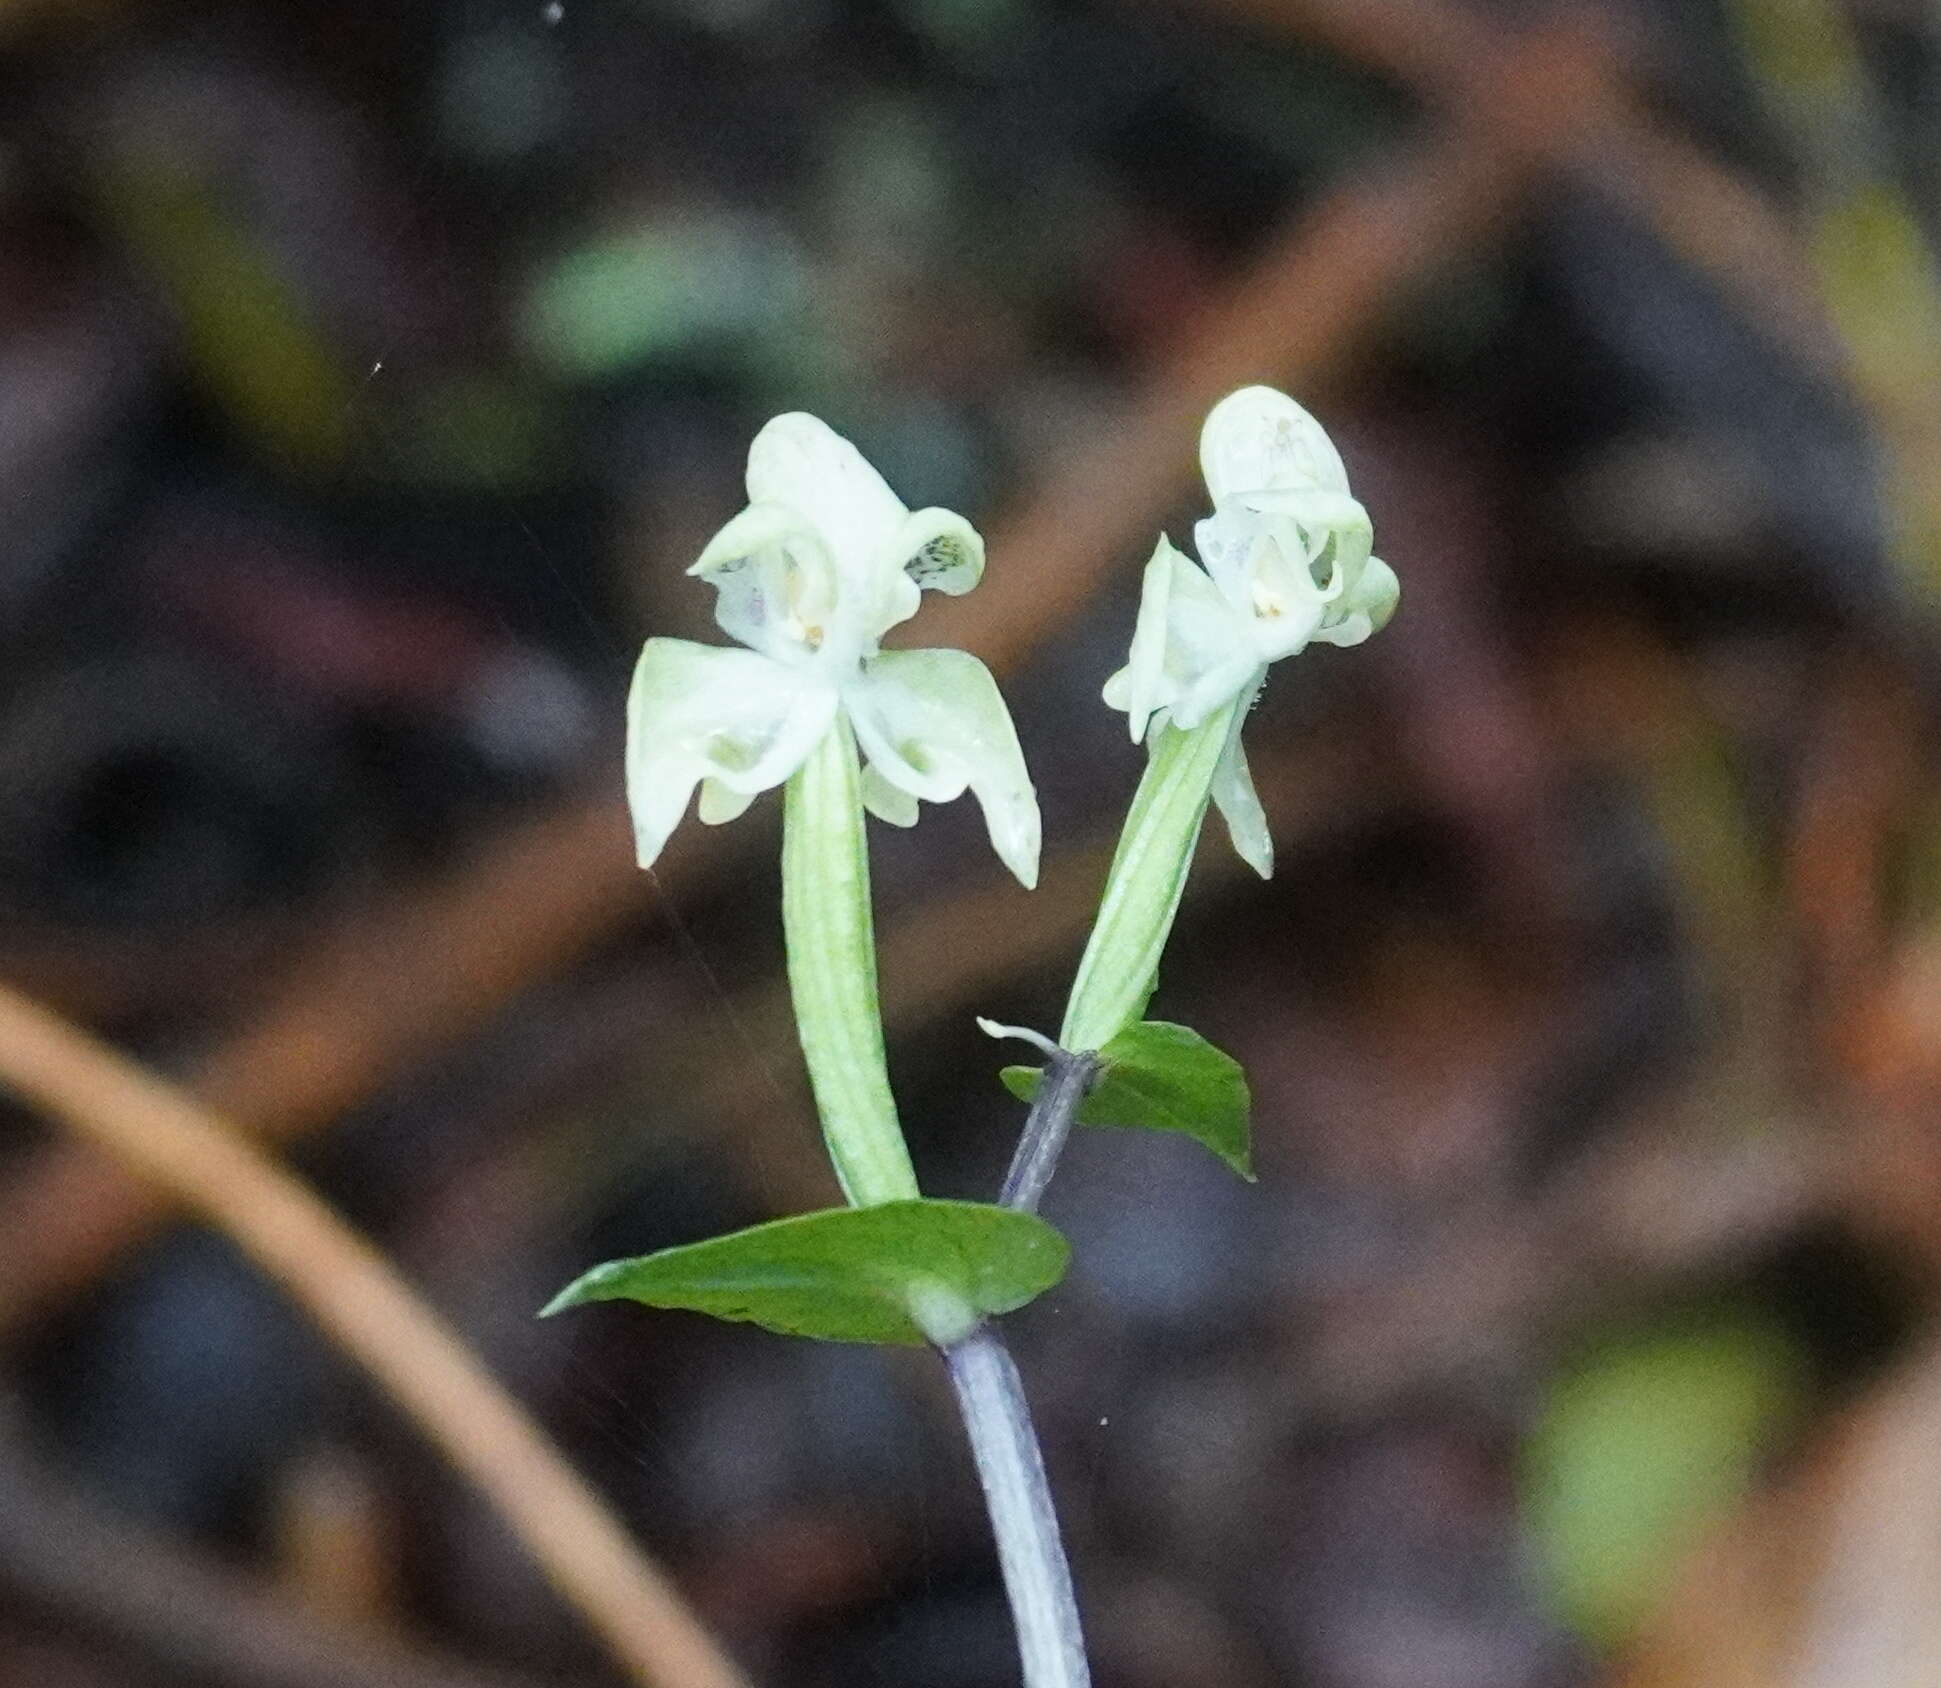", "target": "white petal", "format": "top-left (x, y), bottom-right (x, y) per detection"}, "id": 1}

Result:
top-left (1171, 648), bottom-right (1270, 731)
top-left (698, 779), bottom-right (757, 825)
top-left (1210, 701), bottom-right (1273, 878)
top-left (744, 413), bottom-right (907, 583)
top-left (687, 501), bottom-right (841, 664)
top-left (1201, 386), bottom-right (1350, 505)
top-left (1241, 491), bottom-right (1370, 598)
top-left (1152, 557), bottom-right (1260, 730)
top-left (1306, 556), bottom-right (1400, 648)
top-left (840, 505), bottom-right (986, 643)
top-left (625, 638), bottom-right (836, 868)
top-left (1106, 535), bottom-right (1264, 735)
top-left (1243, 486), bottom-right (1371, 549)
top-left (1104, 535), bottom-right (1183, 742)
top-left (861, 765), bottom-right (919, 827)
top-left (1348, 553), bottom-right (1400, 633)
top-left (1191, 507), bottom-right (1254, 612)
top-left (847, 648), bottom-right (1041, 888)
